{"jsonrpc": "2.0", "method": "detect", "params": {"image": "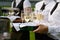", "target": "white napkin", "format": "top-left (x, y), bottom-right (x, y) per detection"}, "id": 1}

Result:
top-left (20, 24), bottom-right (26, 28)
top-left (13, 22), bottom-right (49, 31)
top-left (7, 16), bottom-right (20, 21)
top-left (0, 16), bottom-right (7, 18)
top-left (13, 23), bottom-right (20, 31)
top-left (19, 22), bottom-right (38, 28)
top-left (0, 16), bottom-right (20, 22)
